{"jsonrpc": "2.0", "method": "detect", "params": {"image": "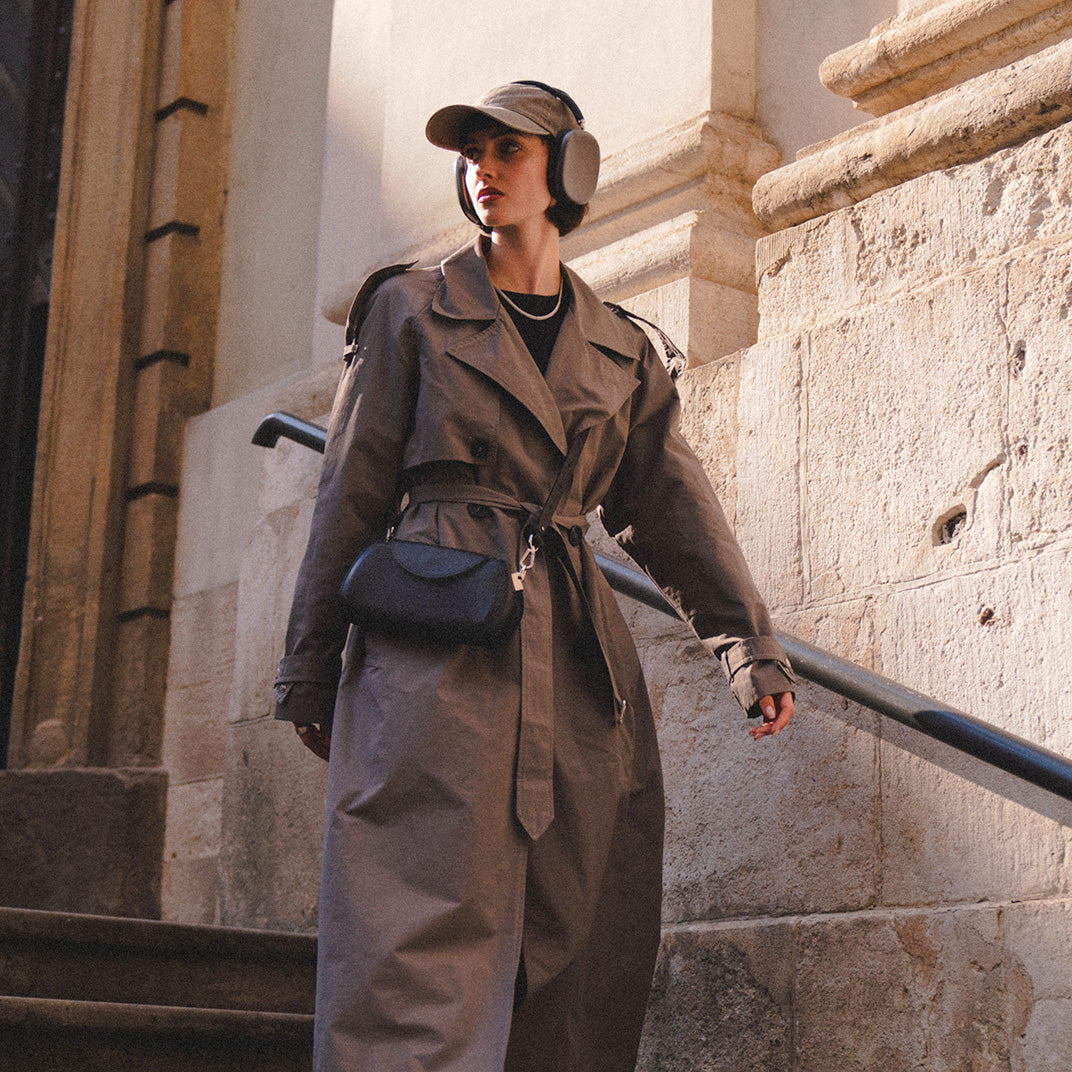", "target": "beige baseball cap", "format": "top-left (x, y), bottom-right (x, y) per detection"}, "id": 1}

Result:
top-left (426, 82), bottom-right (580, 151)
